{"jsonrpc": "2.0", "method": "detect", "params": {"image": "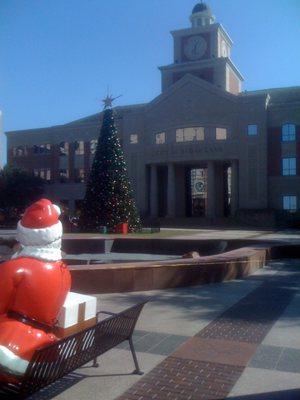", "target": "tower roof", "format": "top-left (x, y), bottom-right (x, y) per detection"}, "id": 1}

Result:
top-left (192, 3), bottom-right (211, 14)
